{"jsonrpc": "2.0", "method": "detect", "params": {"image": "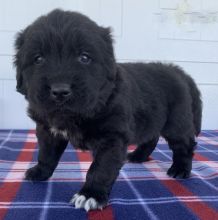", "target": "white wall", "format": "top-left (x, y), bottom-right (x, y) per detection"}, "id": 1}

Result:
top-left (0, 0), bottom-right (218, 129)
